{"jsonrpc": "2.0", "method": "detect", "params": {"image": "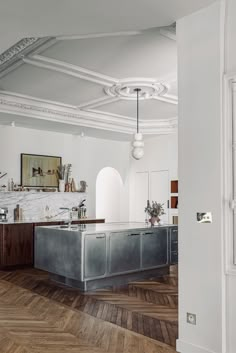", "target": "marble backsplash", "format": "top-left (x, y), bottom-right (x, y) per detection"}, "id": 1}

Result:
top-left (0, 191), bottom-right (87, 221)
